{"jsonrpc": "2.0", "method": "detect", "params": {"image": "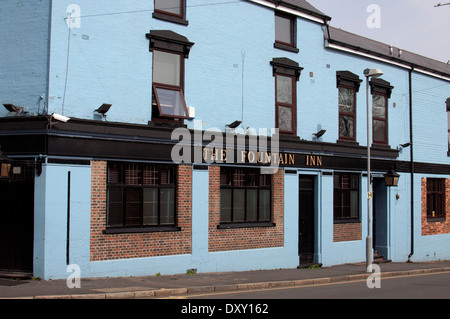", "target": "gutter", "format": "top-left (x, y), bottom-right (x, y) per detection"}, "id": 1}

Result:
top-left (408, 68), bottom-right (415, 262)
